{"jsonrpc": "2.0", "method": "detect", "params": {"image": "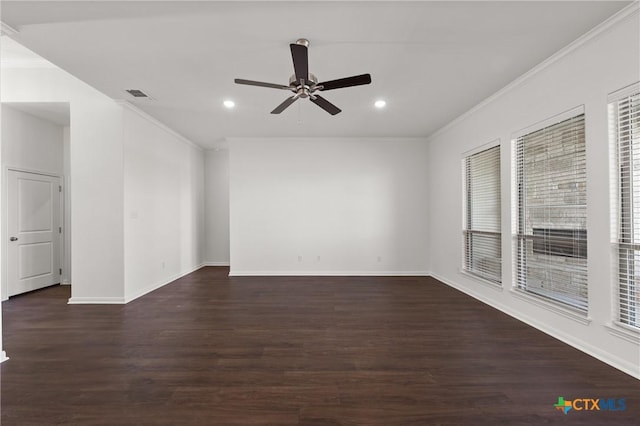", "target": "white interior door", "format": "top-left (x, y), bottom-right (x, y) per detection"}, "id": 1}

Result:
top-left (7, 170), bottom-right (61, 297)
